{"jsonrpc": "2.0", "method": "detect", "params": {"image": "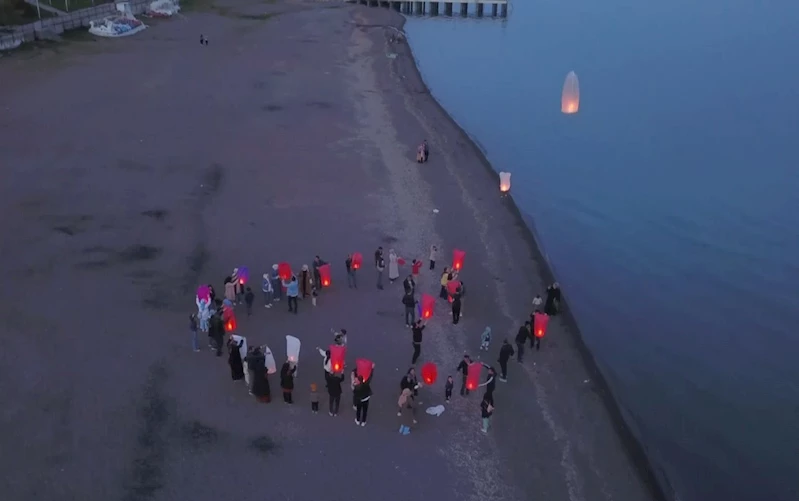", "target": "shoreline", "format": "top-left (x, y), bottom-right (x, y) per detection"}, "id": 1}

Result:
top-left (387, 9), bottom-right (672, 501)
